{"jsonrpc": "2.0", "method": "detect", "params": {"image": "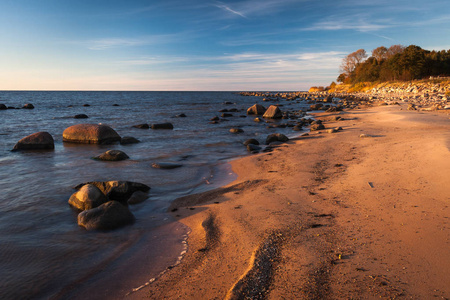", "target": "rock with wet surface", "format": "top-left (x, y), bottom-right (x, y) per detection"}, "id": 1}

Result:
top-left (68, 184), bottom-right (107, 211)
top-left (152, 162), bottom-right (183, 169)
top-left (12, 131), bottom-right (54, 151)
top-left (247, 104), bottom-right (266, 115)
top-left (74, 181), bottom-right (150, 202)
top-left (151, 123), bottom-right (173, 129)
top-left (93, 150), bottom-right (129, 161)
top-left (263, 105), bottom-right (282, 119)
top-left (63, 124), bottom-right (121, 144)
top-left (265, 133), bottom-right (289, 145)
top-left (77, 201), bottom-right (135, 230)
top-left (120, 136), bottom-right (140, 144)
